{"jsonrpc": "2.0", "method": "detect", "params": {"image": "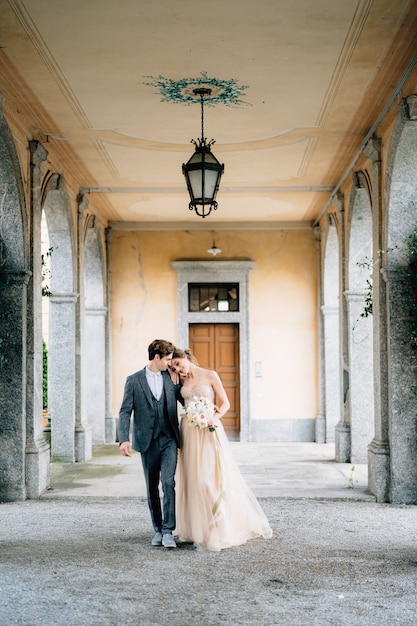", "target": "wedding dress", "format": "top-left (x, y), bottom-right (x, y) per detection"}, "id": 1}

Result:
top-left (174, 385), bottom-right (273, 551)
